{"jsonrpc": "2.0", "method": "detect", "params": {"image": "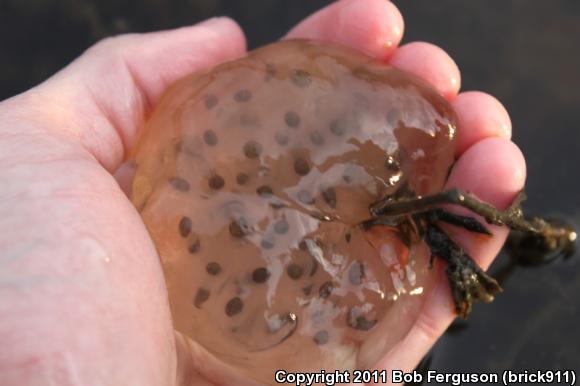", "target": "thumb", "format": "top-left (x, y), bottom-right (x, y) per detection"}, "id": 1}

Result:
top-left (0, 17), bottom-right (245, 386)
